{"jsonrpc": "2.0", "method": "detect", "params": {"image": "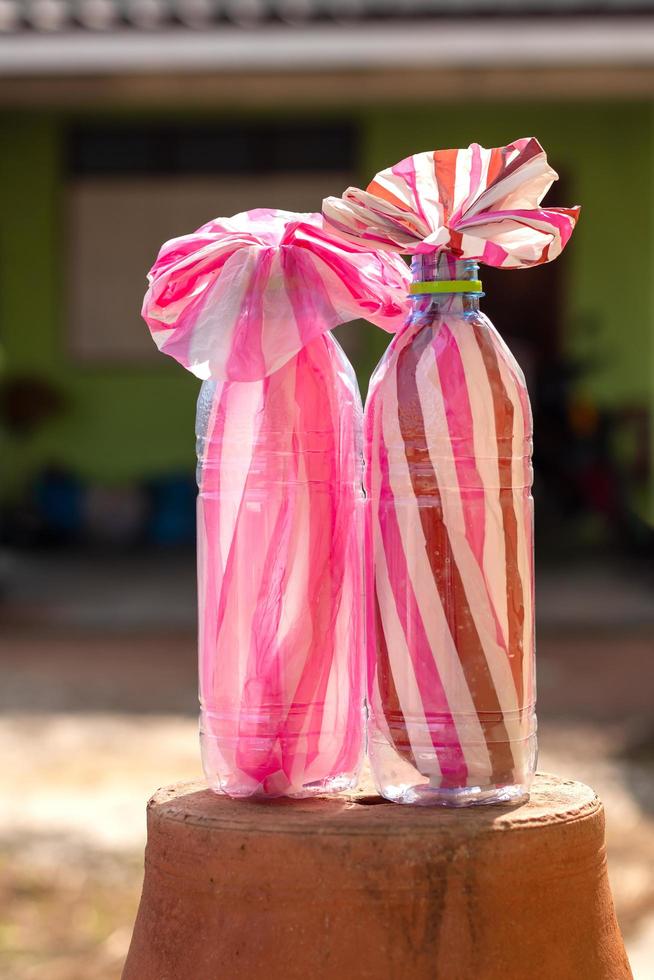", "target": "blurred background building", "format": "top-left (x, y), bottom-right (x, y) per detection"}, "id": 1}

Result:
top-left (0, 4), bottom-right (653, 979)
top-left (0, 0), bottom-right (652, 557)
